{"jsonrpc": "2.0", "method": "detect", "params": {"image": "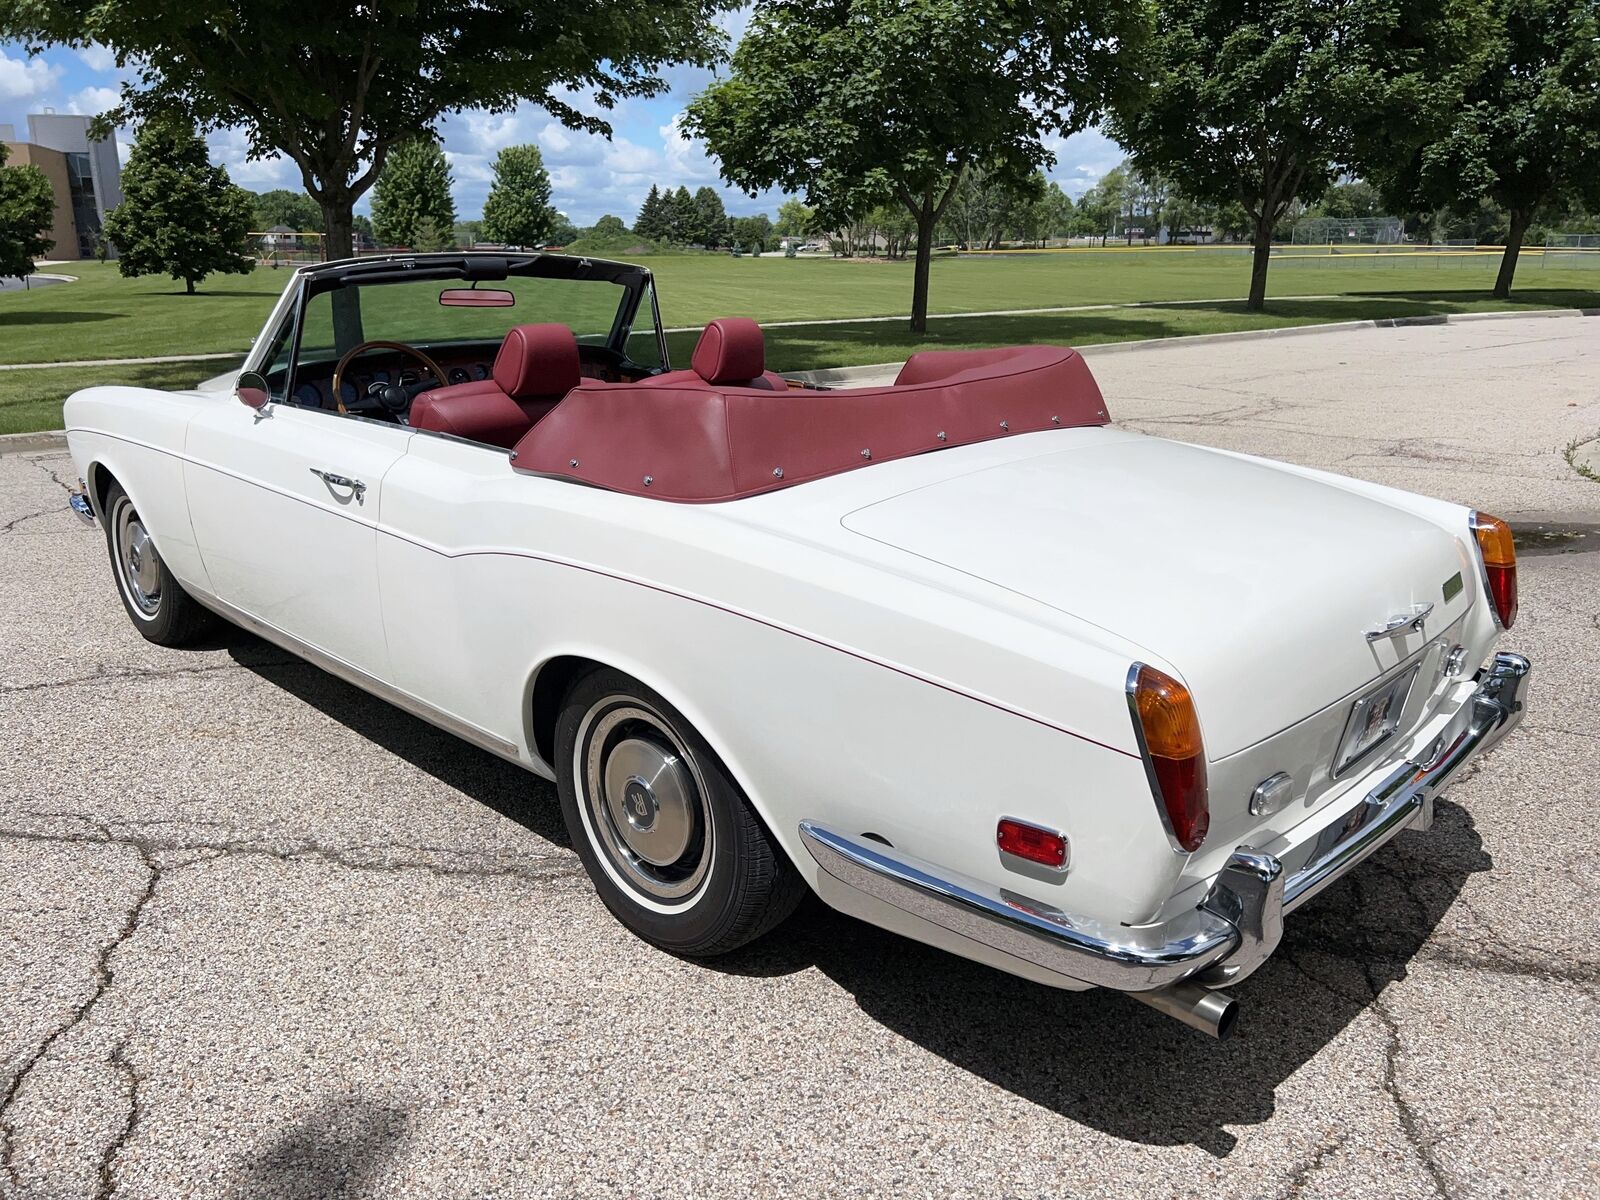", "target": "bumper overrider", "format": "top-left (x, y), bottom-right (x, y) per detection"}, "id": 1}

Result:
top-left (800, 652), bottom-right (1531, 1040)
